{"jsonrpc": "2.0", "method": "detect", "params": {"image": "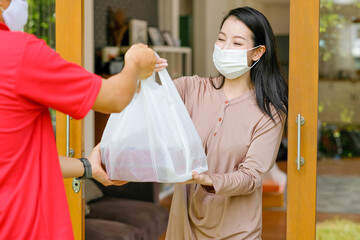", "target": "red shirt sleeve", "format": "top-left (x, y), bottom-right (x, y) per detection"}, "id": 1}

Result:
top-left (16, 34), bottom-right (102, 119)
